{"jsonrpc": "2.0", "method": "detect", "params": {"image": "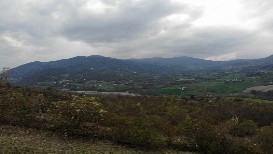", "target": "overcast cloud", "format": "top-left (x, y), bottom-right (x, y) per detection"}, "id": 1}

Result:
top-left (1, 0), bottom-right (273, 68)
